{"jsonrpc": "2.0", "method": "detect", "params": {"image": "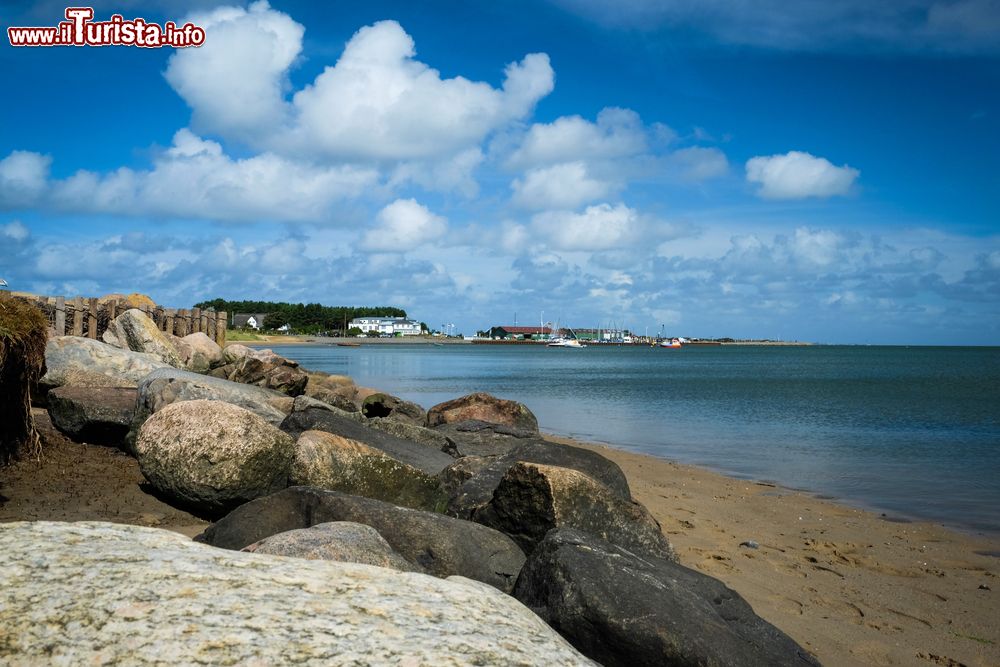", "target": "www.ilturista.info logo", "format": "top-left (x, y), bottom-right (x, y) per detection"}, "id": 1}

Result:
top-left (7, 7), bottom-right (206, 48)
